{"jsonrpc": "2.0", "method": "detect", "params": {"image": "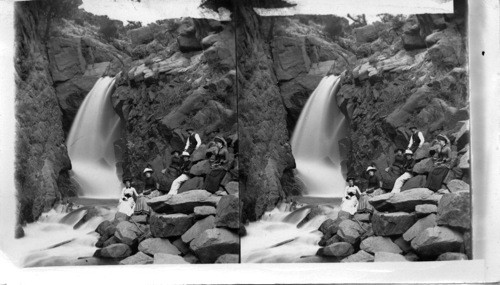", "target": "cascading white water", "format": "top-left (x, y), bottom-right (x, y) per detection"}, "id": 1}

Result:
top-left (242, 75), bottom-right (348, 263)
top-left (67, 76), bottom-right (122, 198)
top-left (291, 75), bottom-right (347, 197)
